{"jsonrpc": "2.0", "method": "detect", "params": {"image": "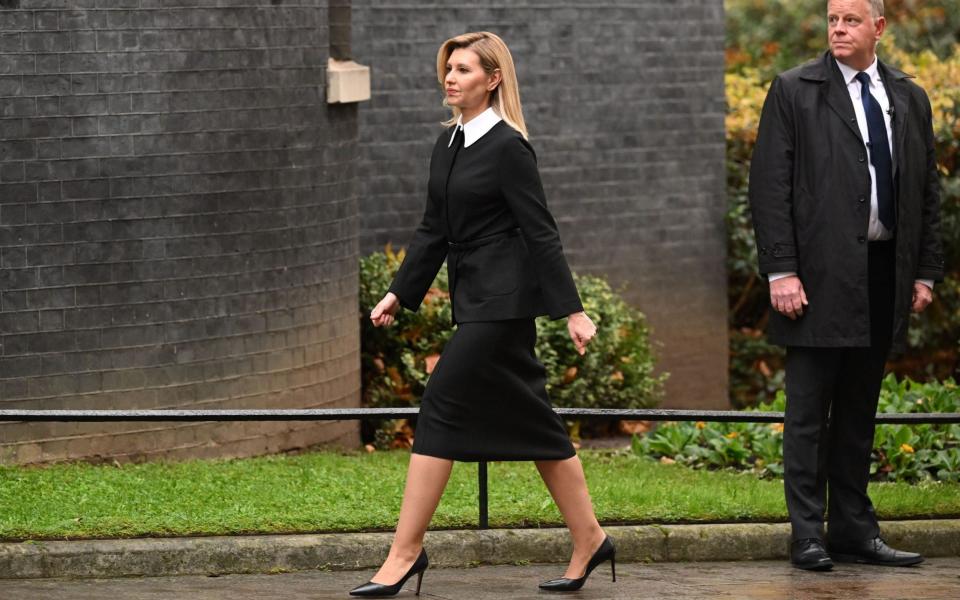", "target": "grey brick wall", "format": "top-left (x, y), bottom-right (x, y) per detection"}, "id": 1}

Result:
top-left (353, 1), bottom-right (729, 408)
top-left (0, 0), bottom-right (361, 465)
